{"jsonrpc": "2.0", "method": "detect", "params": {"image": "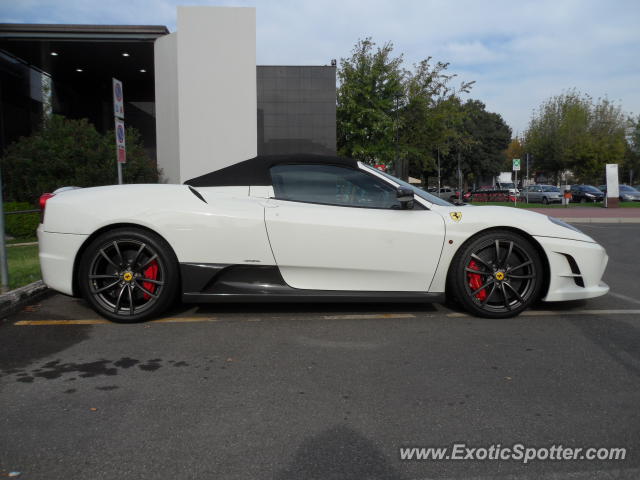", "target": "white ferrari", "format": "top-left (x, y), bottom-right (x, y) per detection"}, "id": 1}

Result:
top-left (38, 154), bottom-right (609, 322)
